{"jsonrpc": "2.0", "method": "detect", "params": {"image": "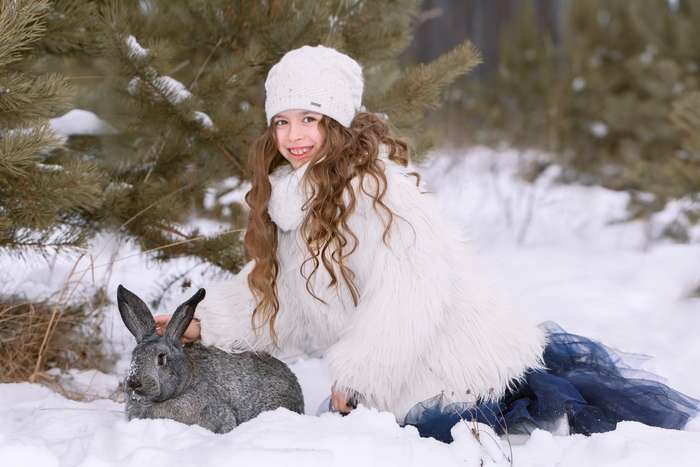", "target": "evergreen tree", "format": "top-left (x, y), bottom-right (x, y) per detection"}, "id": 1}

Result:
top-left (460, 1), bottom-right (559, 160)
top-left (461, 0), bottom-right (700, 233)
top-left (557, 0), bottom-right (700, 221)
top-left (80, 0), bottom-right (480, 274)
top-left (667, 91), bottom-right (700, 239)
top-left (672, 92), bottom-right (700, 157)
top-left (0, 0), bottom-right (103, 254)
